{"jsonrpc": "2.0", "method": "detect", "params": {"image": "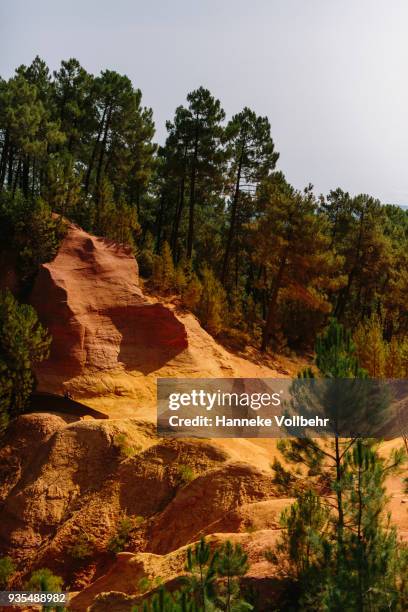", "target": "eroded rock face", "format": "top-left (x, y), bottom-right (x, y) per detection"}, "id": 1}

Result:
top-left (29, 223), bottom-right (187, 390)
top-left (0, 414), bottom-right (277, 591)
